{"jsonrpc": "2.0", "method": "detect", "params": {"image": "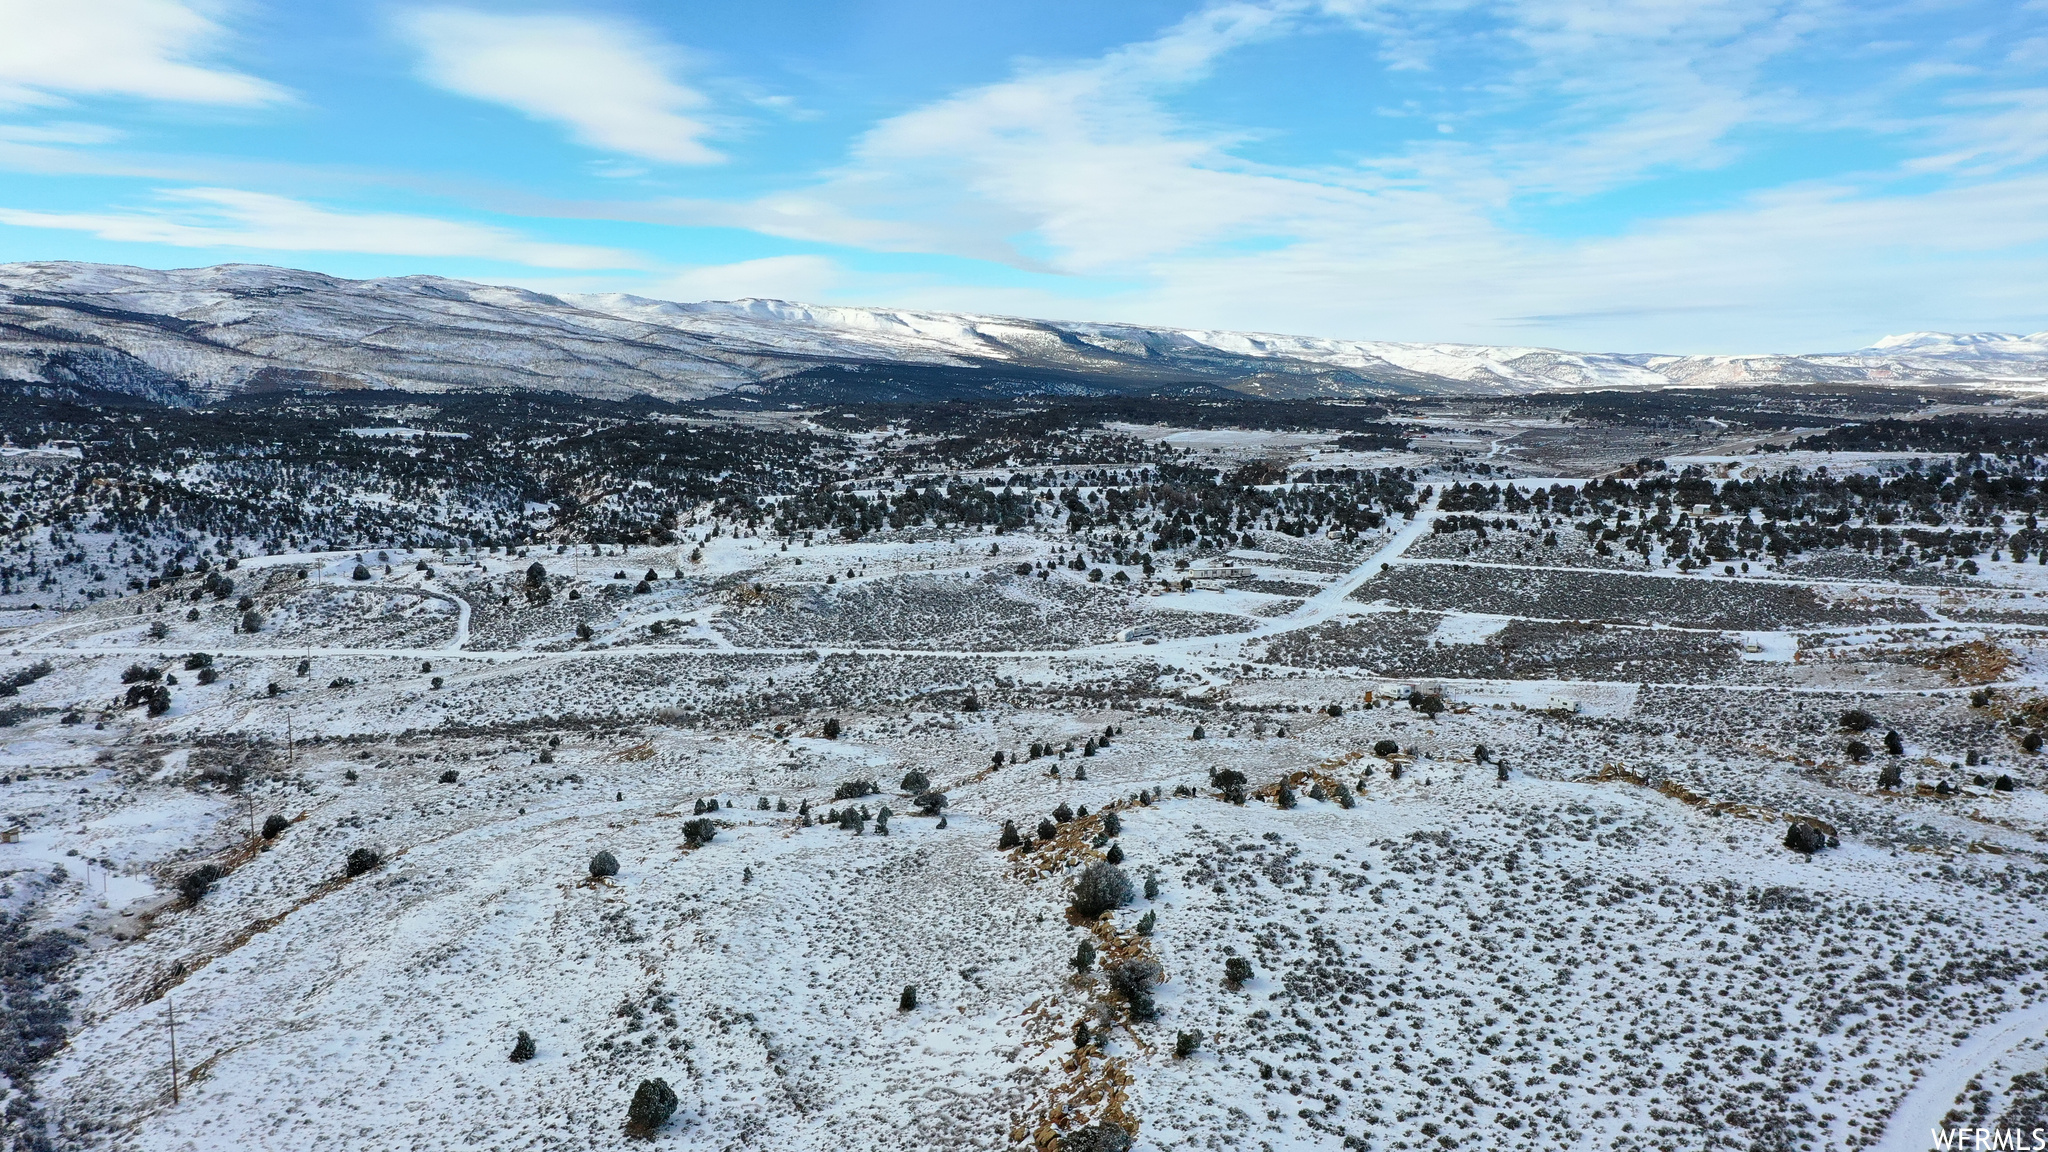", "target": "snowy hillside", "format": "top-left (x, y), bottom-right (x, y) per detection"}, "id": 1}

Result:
top-left (2, 261), bottom-right (2043, 405)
